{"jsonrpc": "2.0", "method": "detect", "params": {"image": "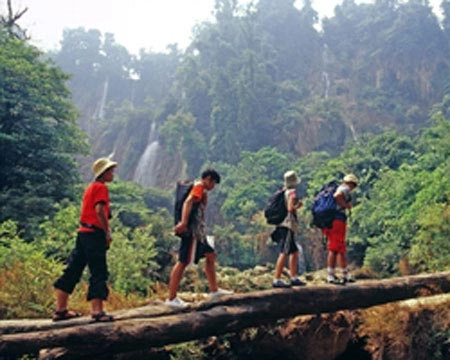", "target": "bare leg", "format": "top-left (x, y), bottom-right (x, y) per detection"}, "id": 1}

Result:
top-left (289, 251), bottom-right (299, 278)
top-left (337, 252), bottom-right (348, 278)
top-left (327, 251), bottom-right (338, 279)
top-left (55, 289), bottom-right (69, 312)
top-left (90, 298), bottom-right (103, 314)
top-left (337, 253), bottom-right (347, 269)
top-left (204, 252), bottom-right (218, 292)
top-left (327, 251), bottom-right (337, 268)
top-left (168, 261), bottom-right (187, 300)
top-left (274, 253), bottom-right (288, 279)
